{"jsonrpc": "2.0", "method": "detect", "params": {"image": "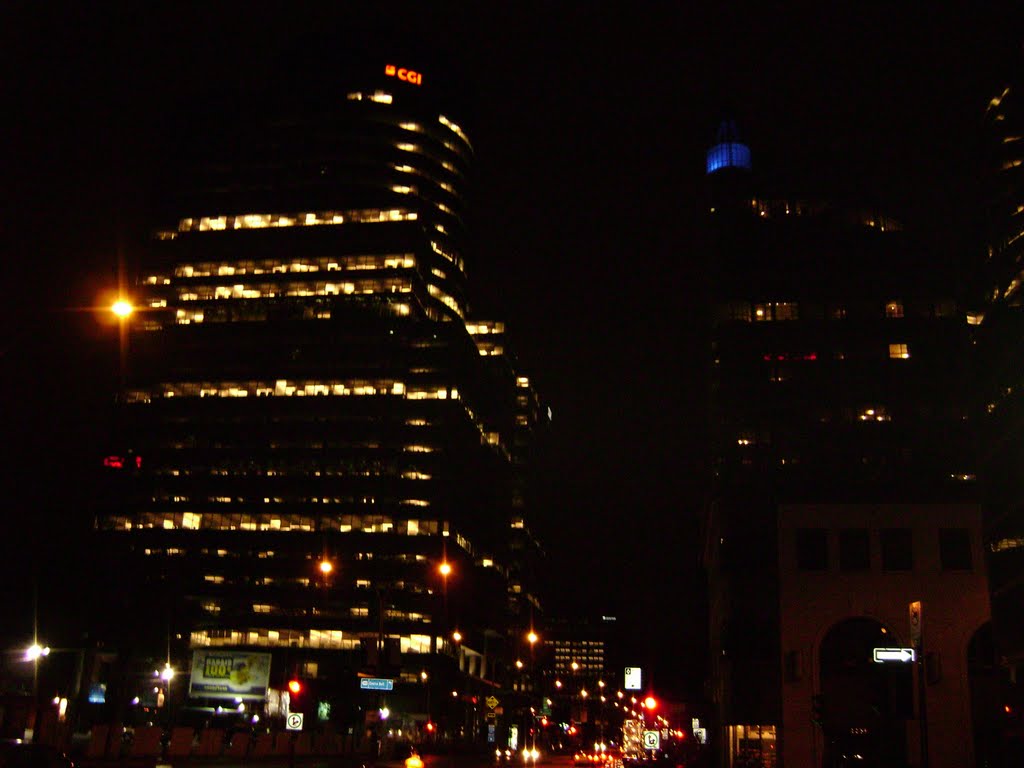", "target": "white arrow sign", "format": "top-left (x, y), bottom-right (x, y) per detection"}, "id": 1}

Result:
top-left (873, 647), bottom-right (915, 663)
